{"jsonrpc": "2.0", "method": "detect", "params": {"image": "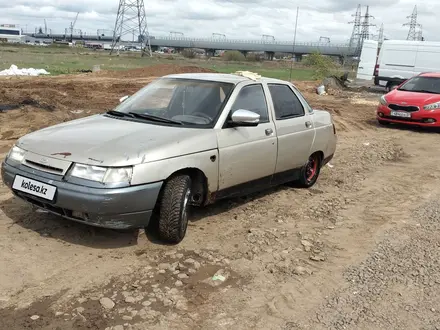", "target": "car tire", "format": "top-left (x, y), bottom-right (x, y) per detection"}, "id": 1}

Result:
top-left (386, 82), bottom-right (399, 92)
top-left (297, 153), bottom-right (321, 188)
top-left (157, 174), bottom-right (192, 244)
